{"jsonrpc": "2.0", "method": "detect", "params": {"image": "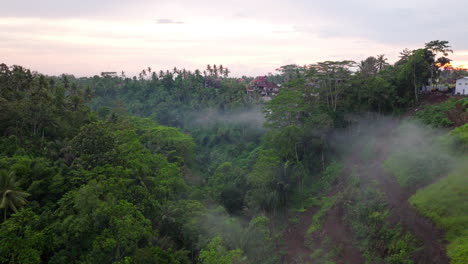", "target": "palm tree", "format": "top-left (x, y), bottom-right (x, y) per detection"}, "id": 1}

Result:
top-left (213, 64), bottom-right (218, 77)
top-left (223, 68), bottom-right (230, 78)
top-left (0, 170), bottom-right (30, 221)
top-left (376, 54), bottom-right (389, 71)
top-left (219, 65), bottom-right (224, 77)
